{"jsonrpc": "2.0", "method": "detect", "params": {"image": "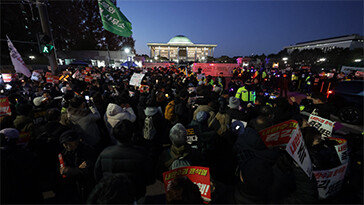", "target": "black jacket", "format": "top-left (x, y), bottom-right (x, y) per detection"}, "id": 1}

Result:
top-left (94, 144), bottom-right (154, 198)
